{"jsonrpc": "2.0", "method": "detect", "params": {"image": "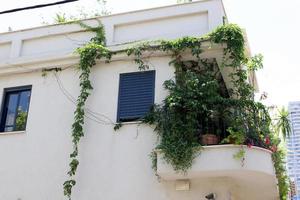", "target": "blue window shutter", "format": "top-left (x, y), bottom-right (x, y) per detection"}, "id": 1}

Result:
top-left (117, 70), bottom-right (155, 122)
